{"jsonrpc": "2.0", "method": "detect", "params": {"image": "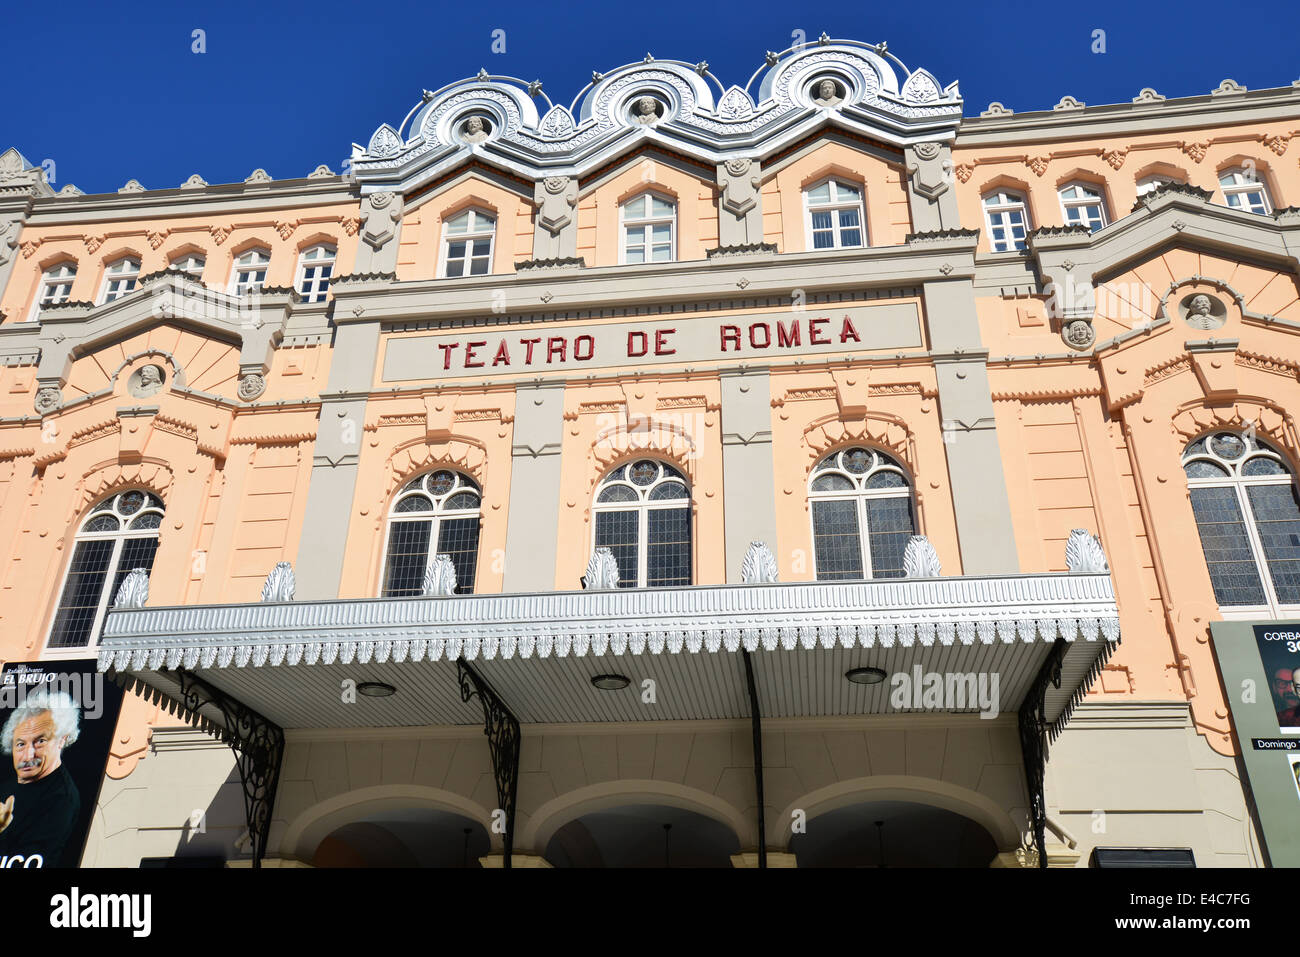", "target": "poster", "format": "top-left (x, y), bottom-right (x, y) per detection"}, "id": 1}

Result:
top-left (0, 660), bottom-right (124, 868)
top-left (1253, 625), bottom-right (1300, 732)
